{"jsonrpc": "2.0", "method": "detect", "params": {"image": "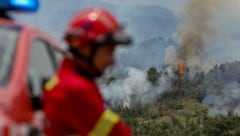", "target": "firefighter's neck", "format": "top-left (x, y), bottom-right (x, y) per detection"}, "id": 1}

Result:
top-left (72, 45), bottom-right (102, 78)
top-left (74, 58), bottom-right (102, 79)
